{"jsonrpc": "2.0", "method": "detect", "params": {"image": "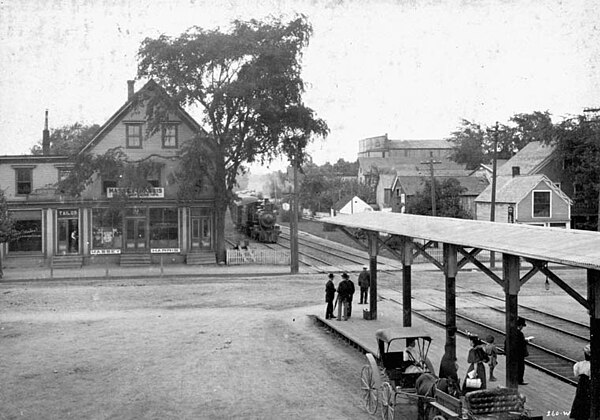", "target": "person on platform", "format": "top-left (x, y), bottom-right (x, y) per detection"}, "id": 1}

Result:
top-left (336, 273), bottom-right (350, 321)
top-left (515, 317), bottom-right (529, 385)
top-left (484, 334), bottom-right (498, 382)
top-left (439, 343), bottom-right (460, 389)
top-left (324, 273), bottom-right (336, 320)
top-left (569, 344), bottom-right (591, 420)
top-left (358, 265), bottom-right (371, 304)
top-left (346, 273), bottom-right (355, 318)
top-left (463, 335), bottom-right (489, 395)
